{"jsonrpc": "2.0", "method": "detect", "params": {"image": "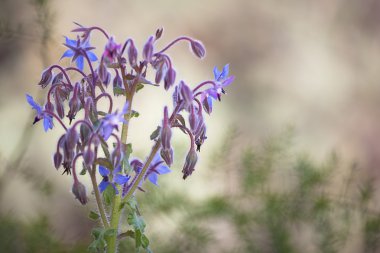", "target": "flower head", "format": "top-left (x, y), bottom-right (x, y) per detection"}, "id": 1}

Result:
top-left (61, 36), bottom-right (98, 71)
top-left (103, 36), bottom-right (121, 63)
top-left (145, 154), bottom-right (171, 186)
top-left (26, 94), bottom-right (53, 132)
top-left (99, 102), bottom-right (129, 140)
top-left (98, 165), bottom-right (130, 194)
